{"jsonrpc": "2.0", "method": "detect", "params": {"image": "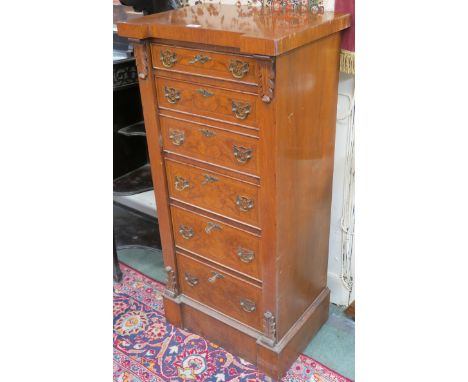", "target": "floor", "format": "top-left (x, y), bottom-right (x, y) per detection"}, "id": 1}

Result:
top-left (117, 247), bottom-right (355, 380)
